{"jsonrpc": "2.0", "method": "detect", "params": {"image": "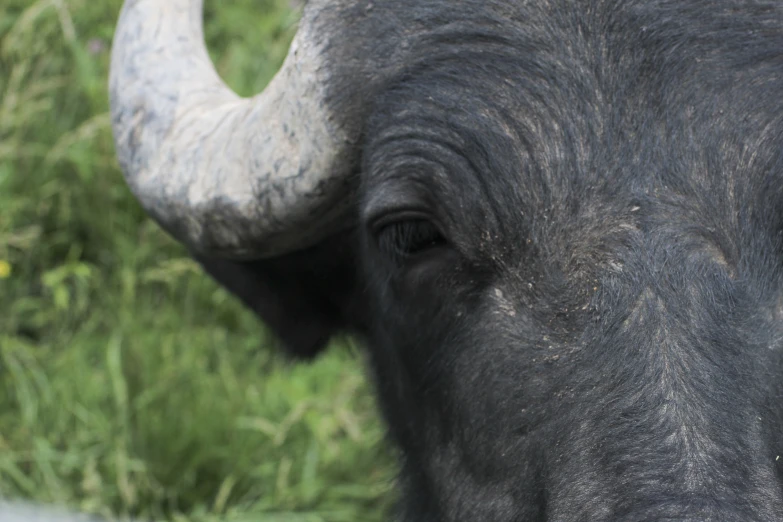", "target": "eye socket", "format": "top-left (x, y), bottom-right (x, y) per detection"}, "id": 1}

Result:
top-left (375, 218), bottom-right (447, 263)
